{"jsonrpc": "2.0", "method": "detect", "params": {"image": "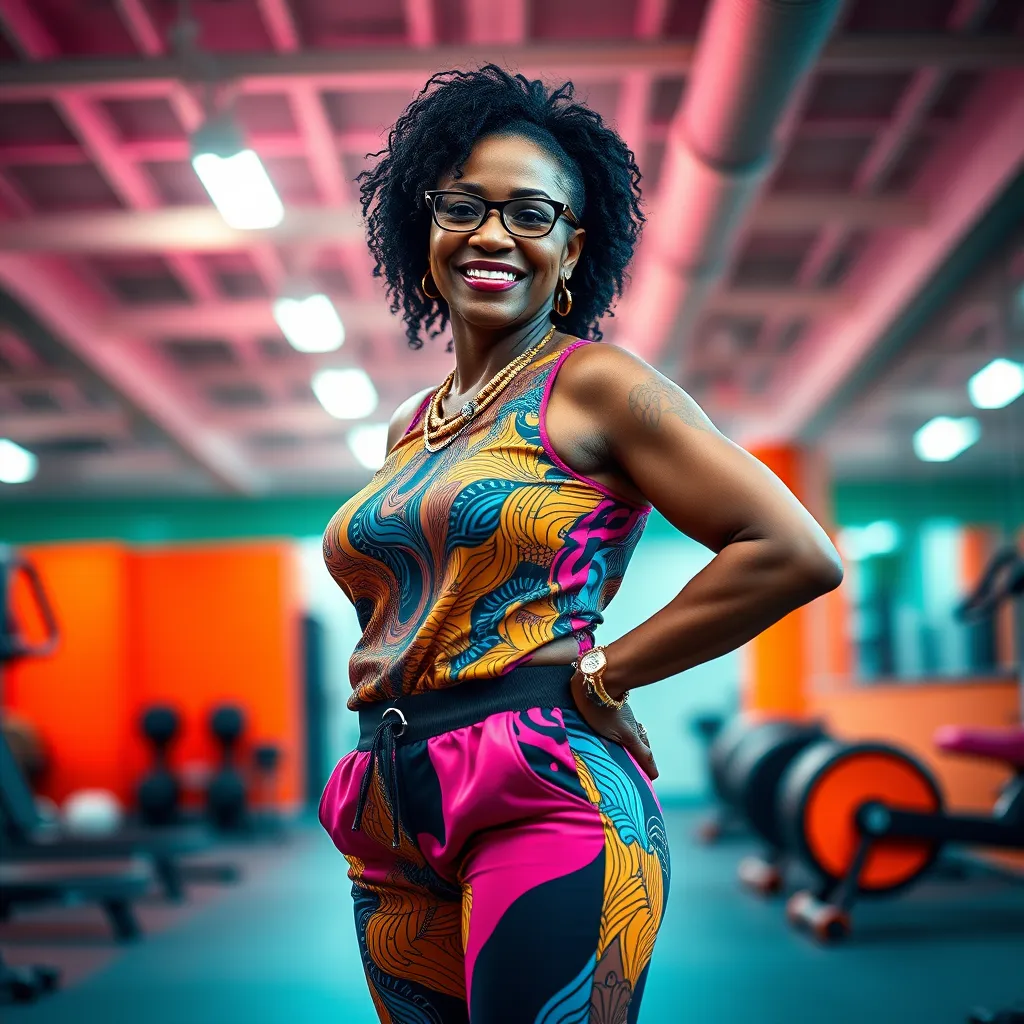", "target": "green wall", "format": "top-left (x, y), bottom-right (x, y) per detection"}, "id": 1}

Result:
top-left (833, 479), bottom-right (1022, 534)
top-left (0, 478), bottom-right (1020, 545)
top-left (0, 495), bottom-right (349, 544)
